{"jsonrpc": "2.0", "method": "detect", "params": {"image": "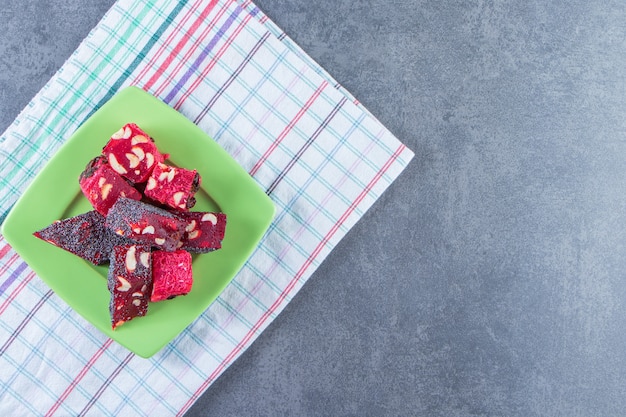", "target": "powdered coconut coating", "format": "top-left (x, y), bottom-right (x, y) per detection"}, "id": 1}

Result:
top-left (143, 162), bottom-right (200, 210)
top-left (79, 155), bottom-right (142, 216)
top-left (33, 210), bottom-right (128, 265)
top-left (175, 211), bottom-right (227, 254)
top-left (105, 197), bottom-right (186, 251)
top-left (108, 244), bottom-right (152, 329)
top-left (150, 250), bottom-right (193, 302)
